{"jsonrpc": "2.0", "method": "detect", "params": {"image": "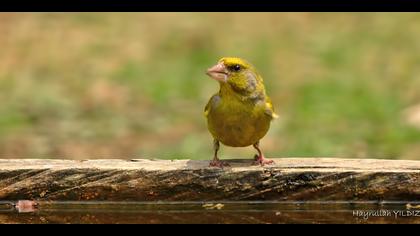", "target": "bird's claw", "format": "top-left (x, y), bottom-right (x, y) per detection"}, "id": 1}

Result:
top-left (209, 159), bottom-right (230, 168)
top-left (253, 154), bottom-right (275, 166)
